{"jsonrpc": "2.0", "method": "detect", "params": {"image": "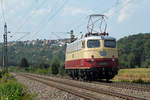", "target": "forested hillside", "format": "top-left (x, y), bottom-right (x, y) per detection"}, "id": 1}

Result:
top-left (0, 42), bottom-right (66, 66)
top-left (0, 33), bottom-right (150, 68)
top-left (118, 33), bottom-right (150, 68)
